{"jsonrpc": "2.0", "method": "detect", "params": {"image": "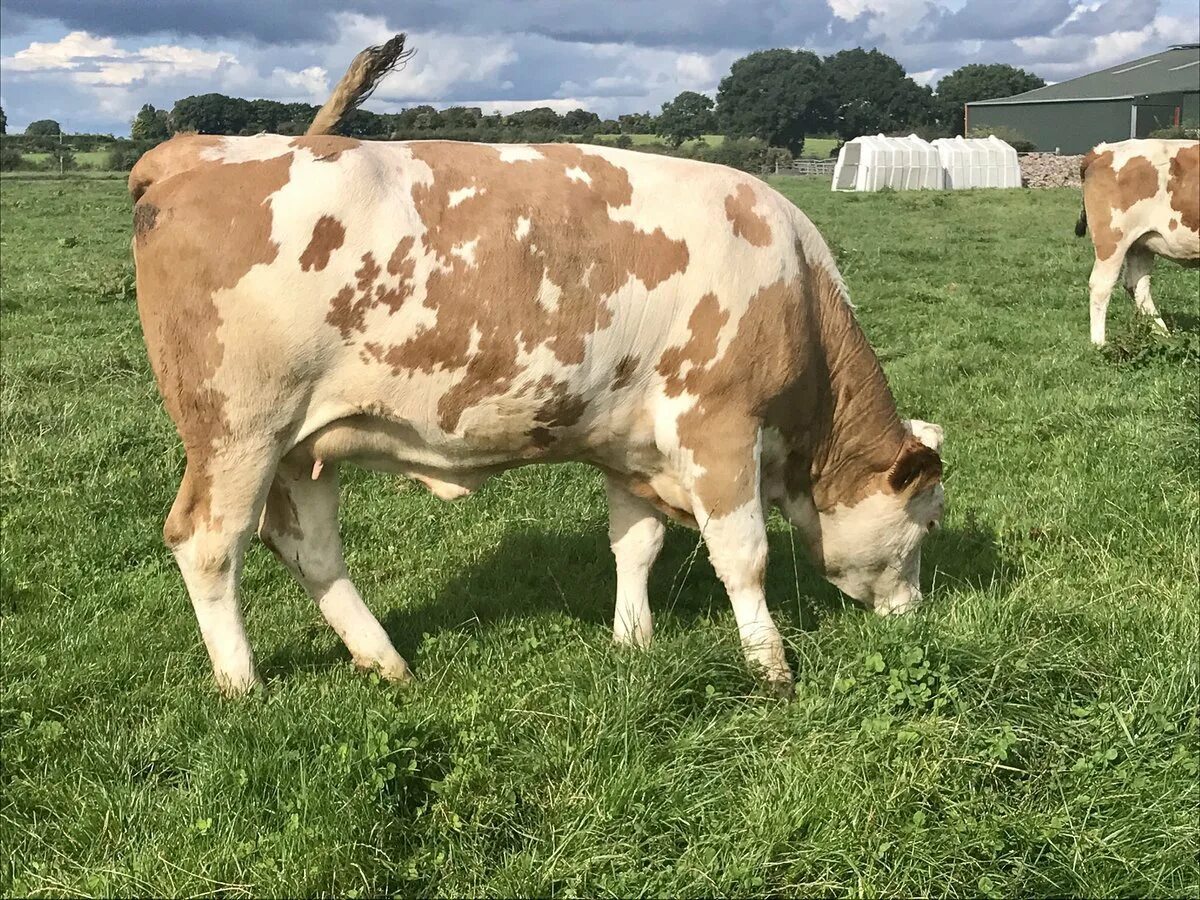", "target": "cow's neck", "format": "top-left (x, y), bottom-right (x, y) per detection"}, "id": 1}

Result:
top-left (804, 267), bottom-right (907, 511)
